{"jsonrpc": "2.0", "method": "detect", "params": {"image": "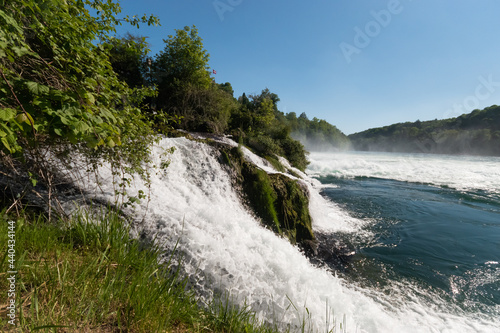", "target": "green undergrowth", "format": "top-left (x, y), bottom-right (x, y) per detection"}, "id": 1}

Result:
top-left (221, 146), bottom-right (315, 246)
top-left (0, 209), bottom-right (287, 333)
